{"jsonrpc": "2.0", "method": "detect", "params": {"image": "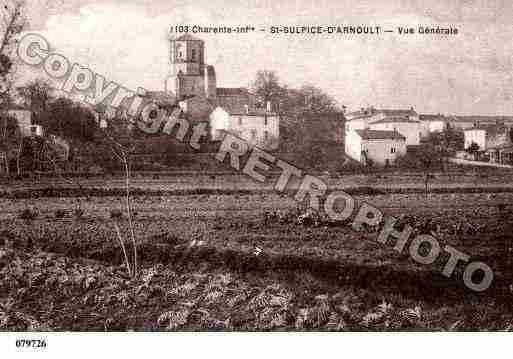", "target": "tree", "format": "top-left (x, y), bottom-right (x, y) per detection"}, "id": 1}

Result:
top-left (466, 141), bottom-right (480, 160)
top-left (17, 78), bottom-right (53, 119)
top-left (0, 0), bottom-right (26, 101)
top-left (38, 97), bottom-right (98, 142)
top-left (251, 70), bottom-right (287, 108)
top-left (0, 113), bottom-right (19, 174)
